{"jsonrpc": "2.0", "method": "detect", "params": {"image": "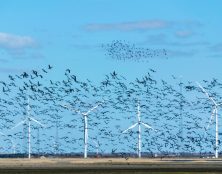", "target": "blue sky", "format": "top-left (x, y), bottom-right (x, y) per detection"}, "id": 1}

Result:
top-left (0, 0), bottom-right (222, 82)
top-left (0, 0), bottom-right (222, 155)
